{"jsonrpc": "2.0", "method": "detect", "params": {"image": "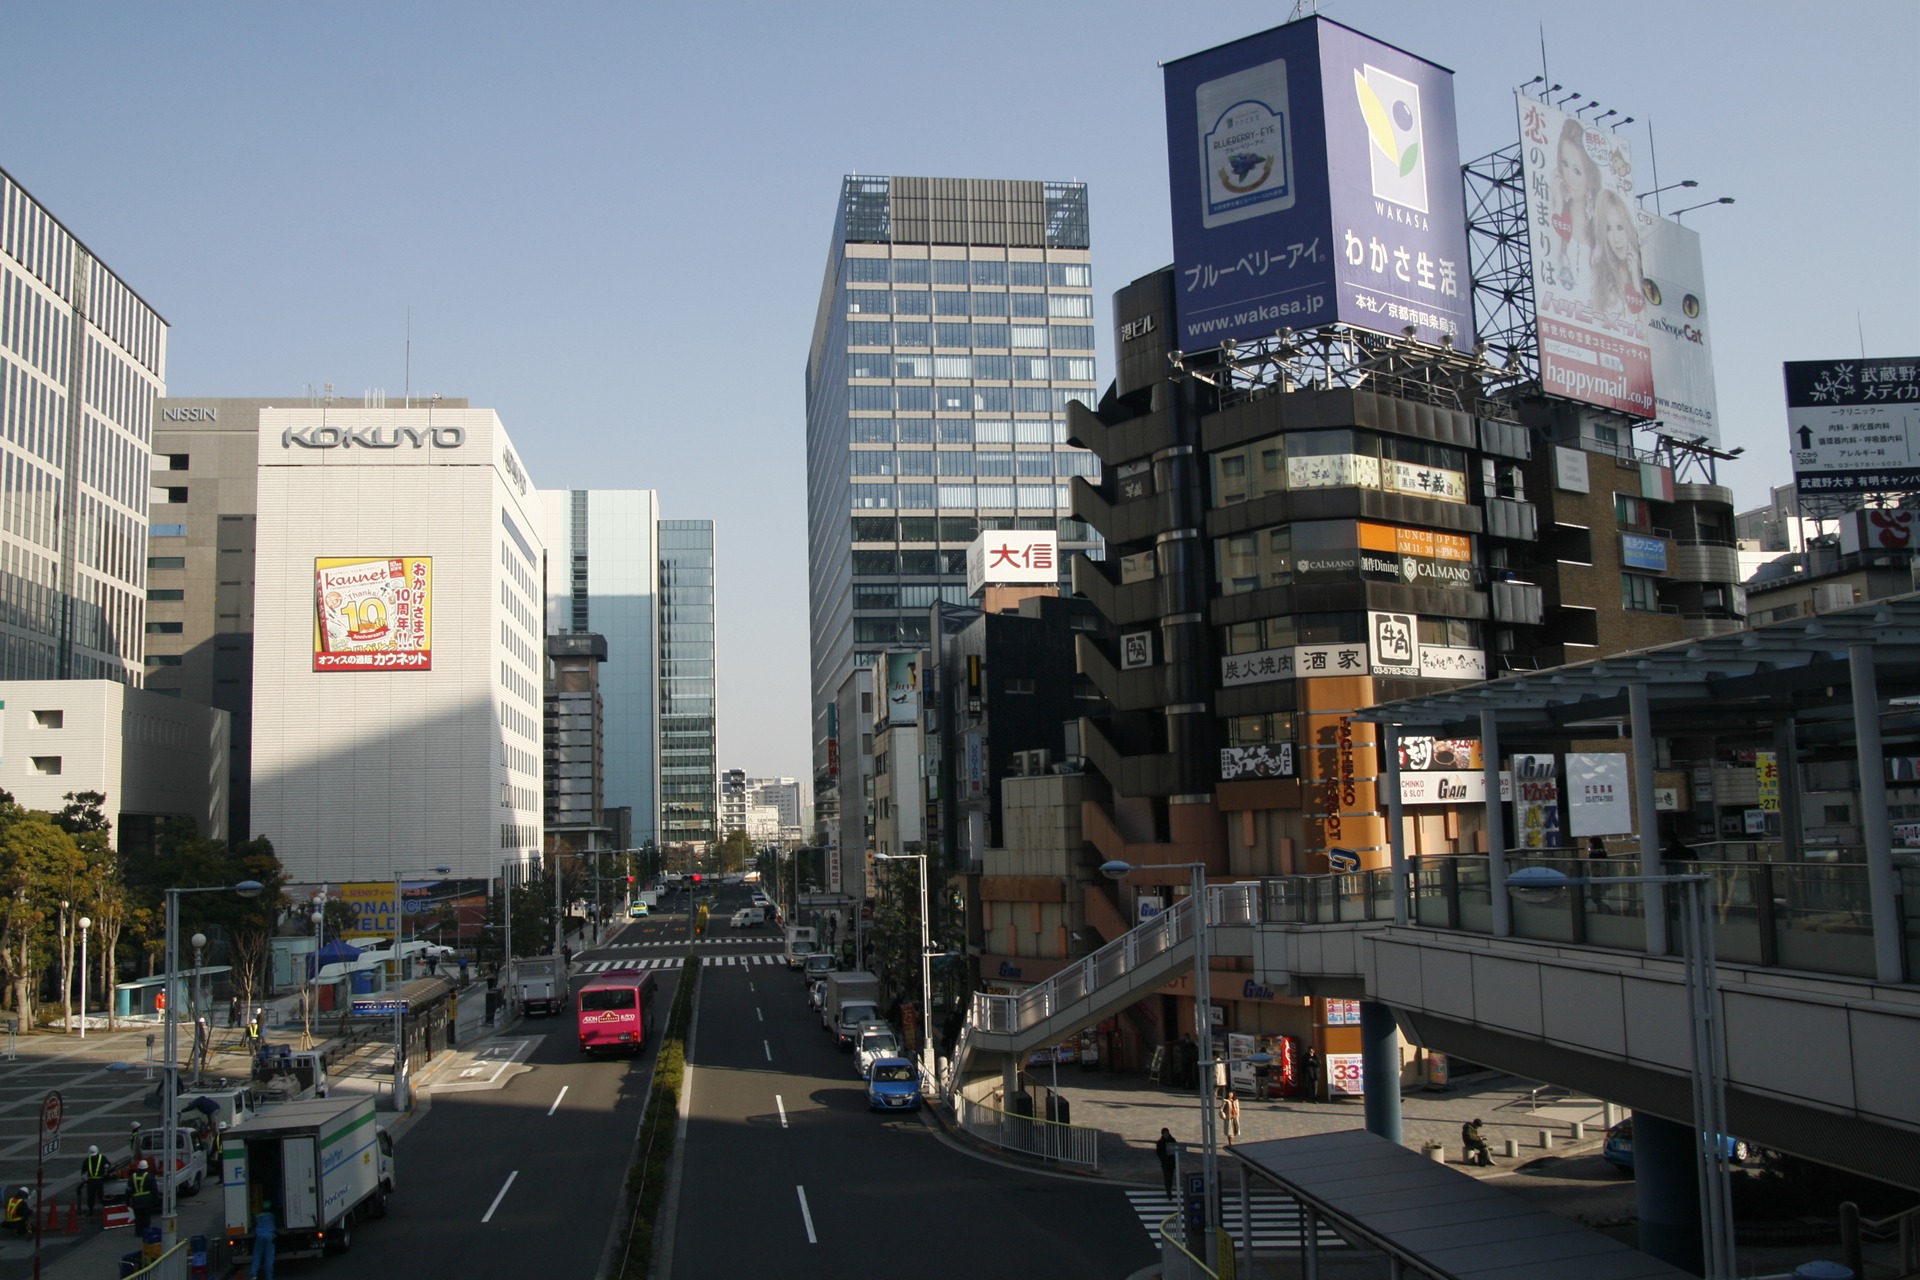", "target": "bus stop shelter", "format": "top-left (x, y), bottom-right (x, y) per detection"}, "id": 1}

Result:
top-left (1228, 1129), bottom-right (1695, 1279)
